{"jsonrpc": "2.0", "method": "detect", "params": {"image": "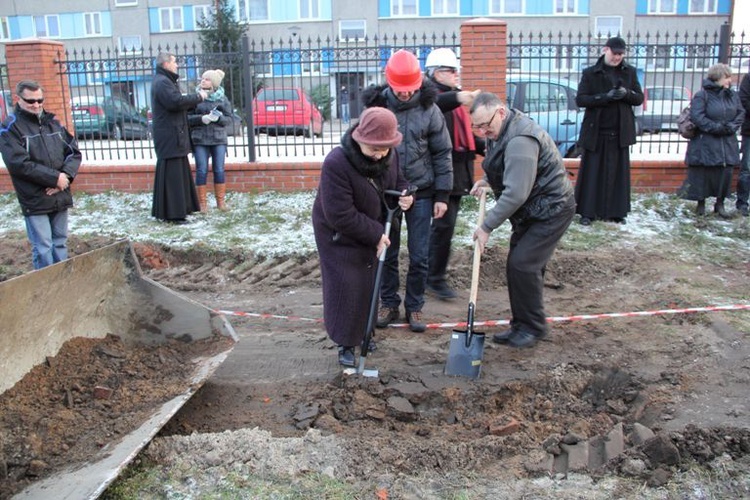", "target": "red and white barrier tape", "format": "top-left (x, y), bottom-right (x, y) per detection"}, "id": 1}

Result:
top-left (215, 303), bottom-right (750, 330)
